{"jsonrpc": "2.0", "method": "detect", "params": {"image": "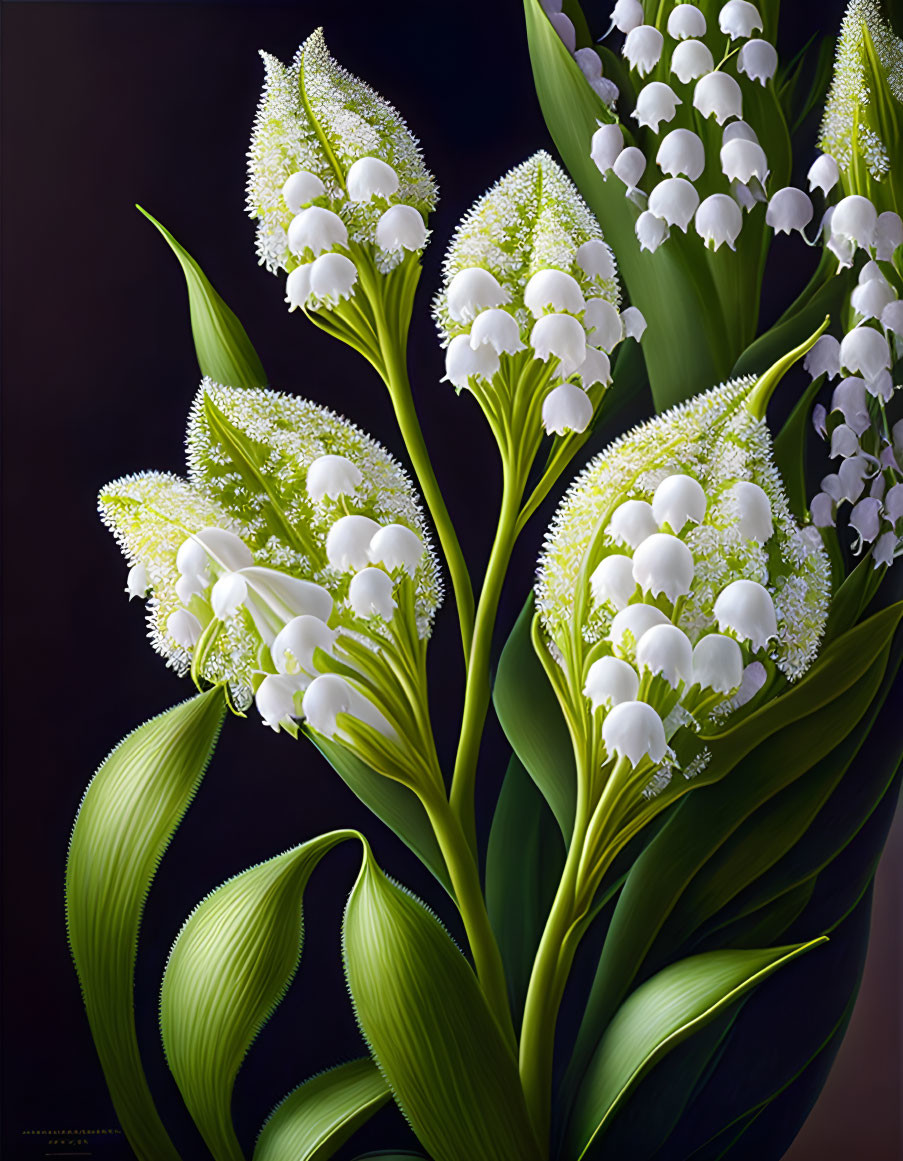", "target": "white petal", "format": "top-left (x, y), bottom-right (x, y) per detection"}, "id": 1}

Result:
top-left (624, 25), bottom-right (664, 76)
top-left (723, 120), bottom-right (759, 145)
top-left (302, 673), bottom-right (394, 741)
top-left (874, 531), bottom-right (897, 567)
top-left (369, 523), bottom-right (424, 574)
top-left (549, 11), bottom-right (576, 51)
top-left (325, 514), bottom-right (382, 571)
top-left (348, 567), bottom-right (397, 619)
top-left (282, 170), bottom-right (326, 214)
top-left (812, 403), bottom-right (828, 438)
top-left (306, 454), bottom-right (363, 502)
top-left (620, 306), bottom-right (647, 341)
top-left (636, 210), bottom-right (670, 252)
top-left (242, 568), bottom-right (334, 627)
top-left (530, 314), bottom-right (587, 375)
top-left (810, 492), bottom-right (835, 527)
top-left (613, 146), bottom-right (647, 190)
top-left (875, 211), bottom-right (903, 261)
top-left (849, 497), bottom-right (882, 545)
top-left (286, 264), bottom-right (313, 311)
top-left (634, 82), bottom-right (682, 132)
top-left (524, 268), bottom-right (586, 316)
top-left (126, 562), bottom-right (149, 600)
top-left (636, 623), bottom-right (693, 687)
top-left (255, 673), bottom-right (305, 731)
top-left (575, 47), bottom-right (603, 81)
top-left (211, 571), bottom-right (248, 619)
top-left (167, 609), bottom-right (202, 648)
top-left (576, 238), bottom-right (617, 280)
top-left (584, 656), bottom-right (640, 709)
top-left (194, 528), bottom-right (254, 572)
top-left (885, 482), bottom-right (903, 522)
top-left (447, 267), bottom-right (510, 323)
top-left (881, 299), bottom-right (903, 334)
top-left (288, 206), bottom-right (348, 256)
top-left (693, 72), bottom-right (743, 124)
top-left (656, 128), bottom-right (705, 180)
top-left (766, 187), bottom-right (813, 235)
top-left (542, 382), bottom-right (594, 435)
top-left (375, 204), bottom-right (427, 252)
top-left (730, 481), bottom-right (773, 541)
top-left (469, 308), bottom-right (525, 354)
top-left (632, 532), bottom-right (695, 602)
top-left (590, 553), bottom-right (637, 609)
top-left (692, 633), bottom-right (743, 693)
top-left (609, 499), bottom-right (658, 548)
top-left (272, 615), bottom-right (337, 676)
top-left (719, 0), bottom-right (763, 39)
top-left (714, 578), bottom-right (777, 650)
top-left (602, 701), bottom-right (667, 766)
top-left (346, 156), bottom-right (400, 202)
